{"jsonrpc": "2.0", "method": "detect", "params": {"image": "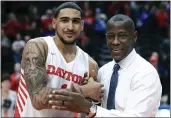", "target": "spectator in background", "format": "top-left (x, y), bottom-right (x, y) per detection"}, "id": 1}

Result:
top-left (151, 4), bottom-right (157, 14)
top-left (89, 8), bottom-right (107, 60)
top-left (28, 5), bottom-right (42, 35)
top-left (155, 2), bottom-right (169, 37)
top-left (1, 28), bottom-right (11, 62)
top-left (136, 3), bottom-right (159, 36)
top-left (123, 3), bottom-right (131, 16)
top-left (77, 31), bottom-right (89, 51)
top-left (25, 21), bottom-right (41, 38)
top-left (149, 52), bottom-right (169, 100)
top-left (24, 35), bottom-right (31, 43)
top-left (149, 52), bottom-right (160, 70)
top-left (28, 5), bottom-right (40, 22)
top-left (19, 15), bottom-right (31, 34)
top-left (159, 29), bottom-right (170, 104)
top-left (2, 13), bottom-right (20, 40)
top-left (1, 29), bottom-right (14, 73)
top-left (118, 2), bottom-right (137, 29)
top-left (10, 63), bottom-right (21, 92)
top-left (83, 1), bottom-right (95, 37)
top-left (2, 73), bottom-right (17, 117)
top-left (94, 8), bottom-right (107, 33)
top-left (83, 1), bottom-right (93, 23)
top-left (41, 9), bottom-right (53, 32)
top-left (107, 1), bottom-right (119, 17)
top-left (1, 29), bottom-right (11, 49)
top-left (42, 24), bottom-right (55, 36)
top-left (12, 33), bottom-right (25, 63)
top-left (136, 3), bottom-right (152, 28)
